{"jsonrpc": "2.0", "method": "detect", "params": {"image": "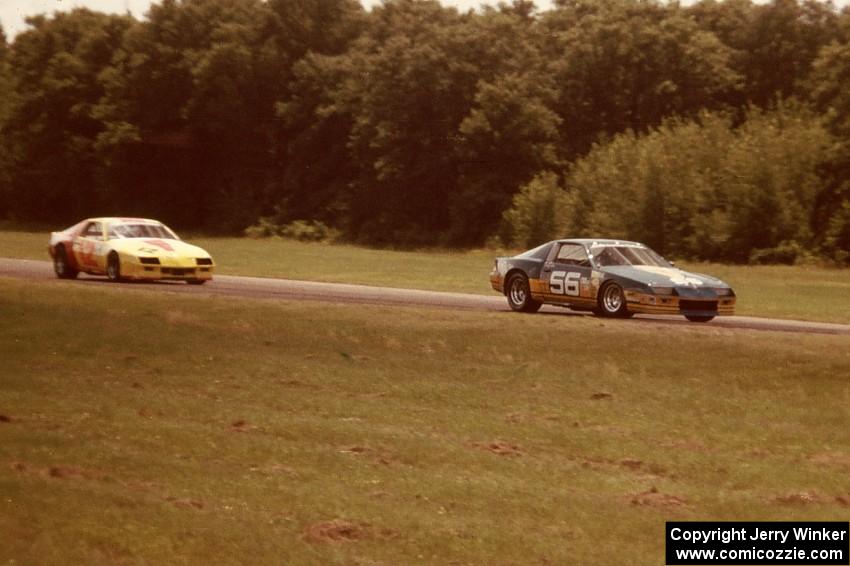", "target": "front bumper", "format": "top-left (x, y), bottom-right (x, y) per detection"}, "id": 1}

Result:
top-left (624, 290), bottom-right (735, 316)
top-left (490, 273), bottom-right (504, 293)
top-left (120, 256), bottom-right (215, 281)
